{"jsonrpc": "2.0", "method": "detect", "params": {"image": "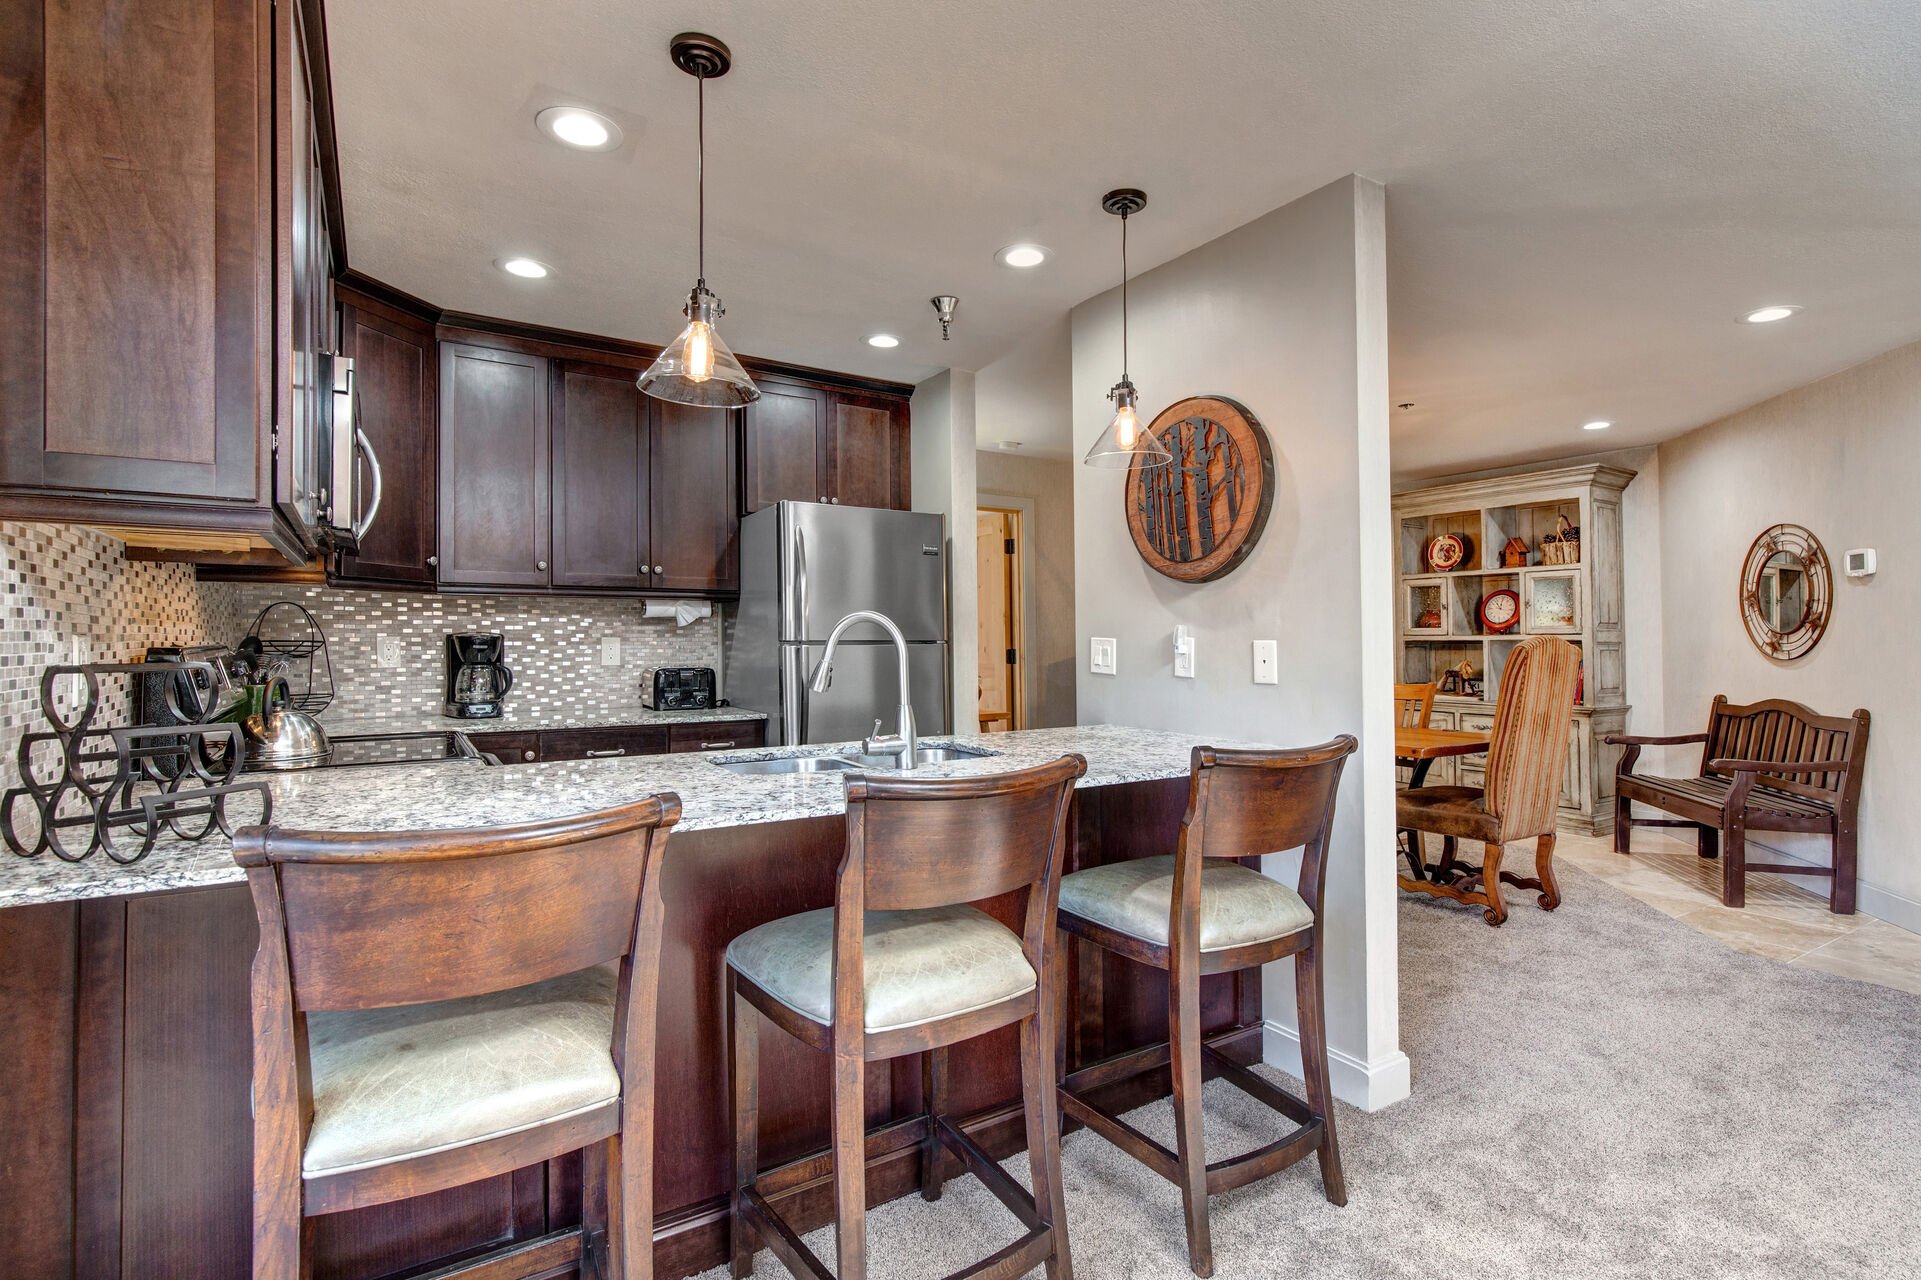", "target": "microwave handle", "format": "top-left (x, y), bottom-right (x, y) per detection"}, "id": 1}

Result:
top-left (353, 424), bottom-right (383, 540)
